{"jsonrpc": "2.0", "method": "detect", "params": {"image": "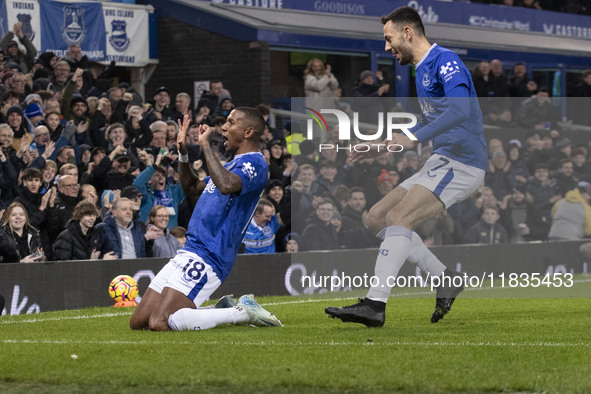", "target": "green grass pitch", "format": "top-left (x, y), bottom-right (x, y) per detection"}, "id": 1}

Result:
top-left (2, 279), bottom-right (591, 393)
